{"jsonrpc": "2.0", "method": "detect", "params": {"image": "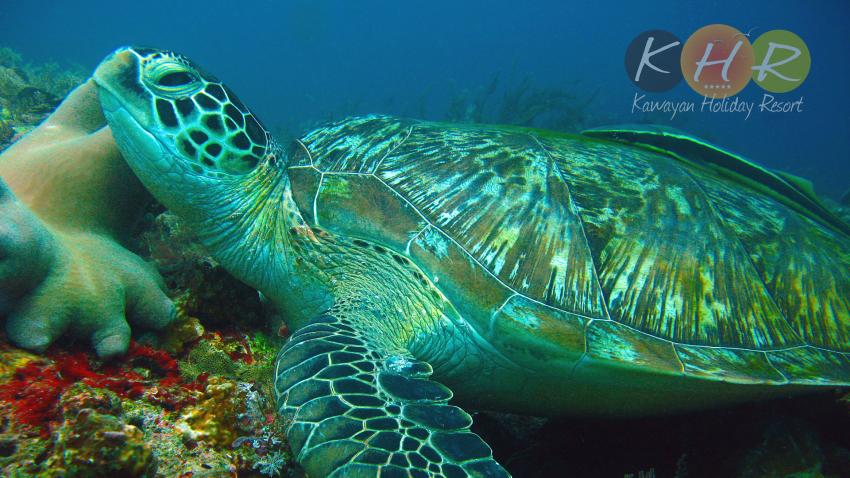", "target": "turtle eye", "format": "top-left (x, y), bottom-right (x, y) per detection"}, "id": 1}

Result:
top-left (145, 62), bottom-right (202, 98)
top-left (158, 71), bottom-right (195, 87)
